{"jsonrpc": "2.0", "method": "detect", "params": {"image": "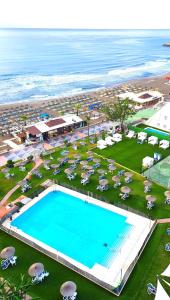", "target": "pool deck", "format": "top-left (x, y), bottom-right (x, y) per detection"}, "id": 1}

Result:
top-left (2, 185), bottom-right (155, 294)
